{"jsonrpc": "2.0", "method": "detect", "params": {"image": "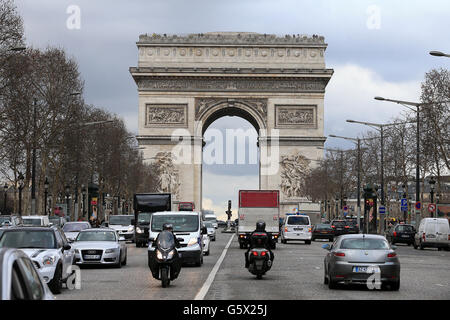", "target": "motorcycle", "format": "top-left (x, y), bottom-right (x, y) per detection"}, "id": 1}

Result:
top-left (148, 230), bottom-right (182, 287)
top-left (246, 233), bottom-right (273, 279)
